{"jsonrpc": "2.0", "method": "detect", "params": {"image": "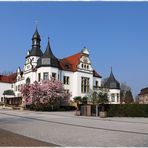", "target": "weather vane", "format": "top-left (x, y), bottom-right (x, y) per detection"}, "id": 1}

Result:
top-left (35, 20), bottom-right (38, 29)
